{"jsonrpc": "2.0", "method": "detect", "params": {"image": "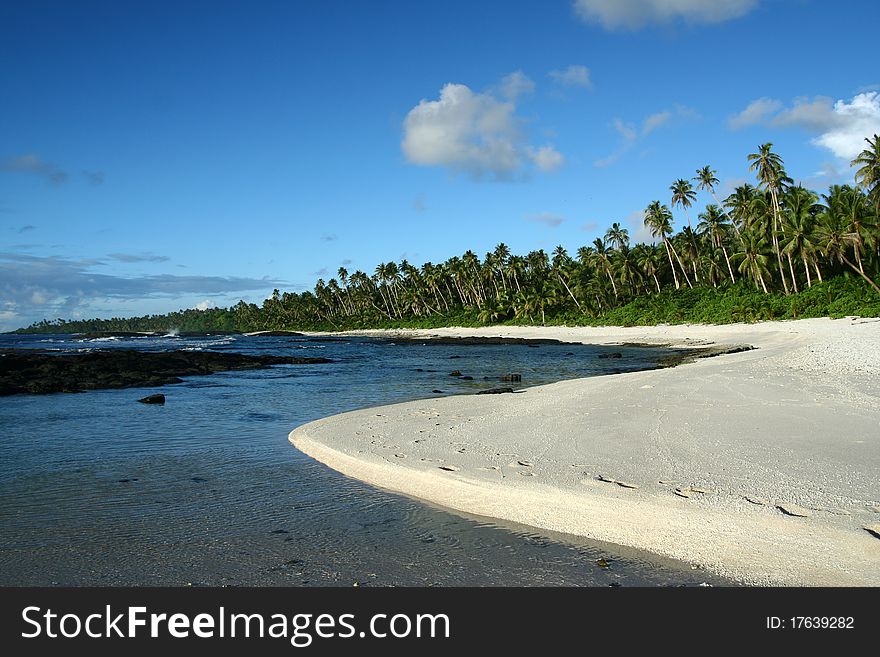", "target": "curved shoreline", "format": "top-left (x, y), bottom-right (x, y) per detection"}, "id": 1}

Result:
top-left (289, 318), bottom-right (880, 586)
